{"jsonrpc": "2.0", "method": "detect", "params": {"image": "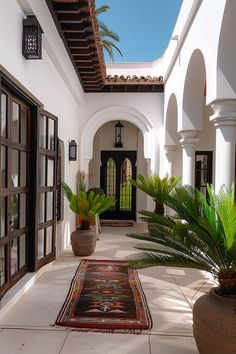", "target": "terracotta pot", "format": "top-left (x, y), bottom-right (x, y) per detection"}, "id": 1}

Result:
top-left (71, 229), bottom-right (96, 256)
top-left (193, 287), bottom-right (236, 354)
